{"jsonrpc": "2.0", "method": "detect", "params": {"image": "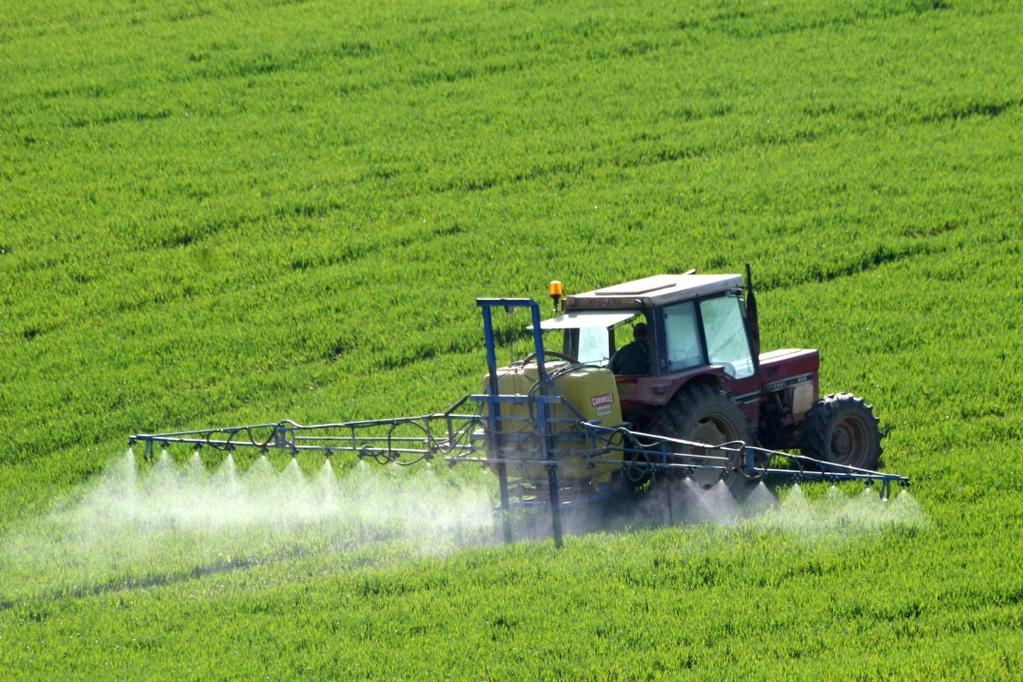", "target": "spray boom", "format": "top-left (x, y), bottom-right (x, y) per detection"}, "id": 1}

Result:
top-left (129, 294), bottom-right (911, 549)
